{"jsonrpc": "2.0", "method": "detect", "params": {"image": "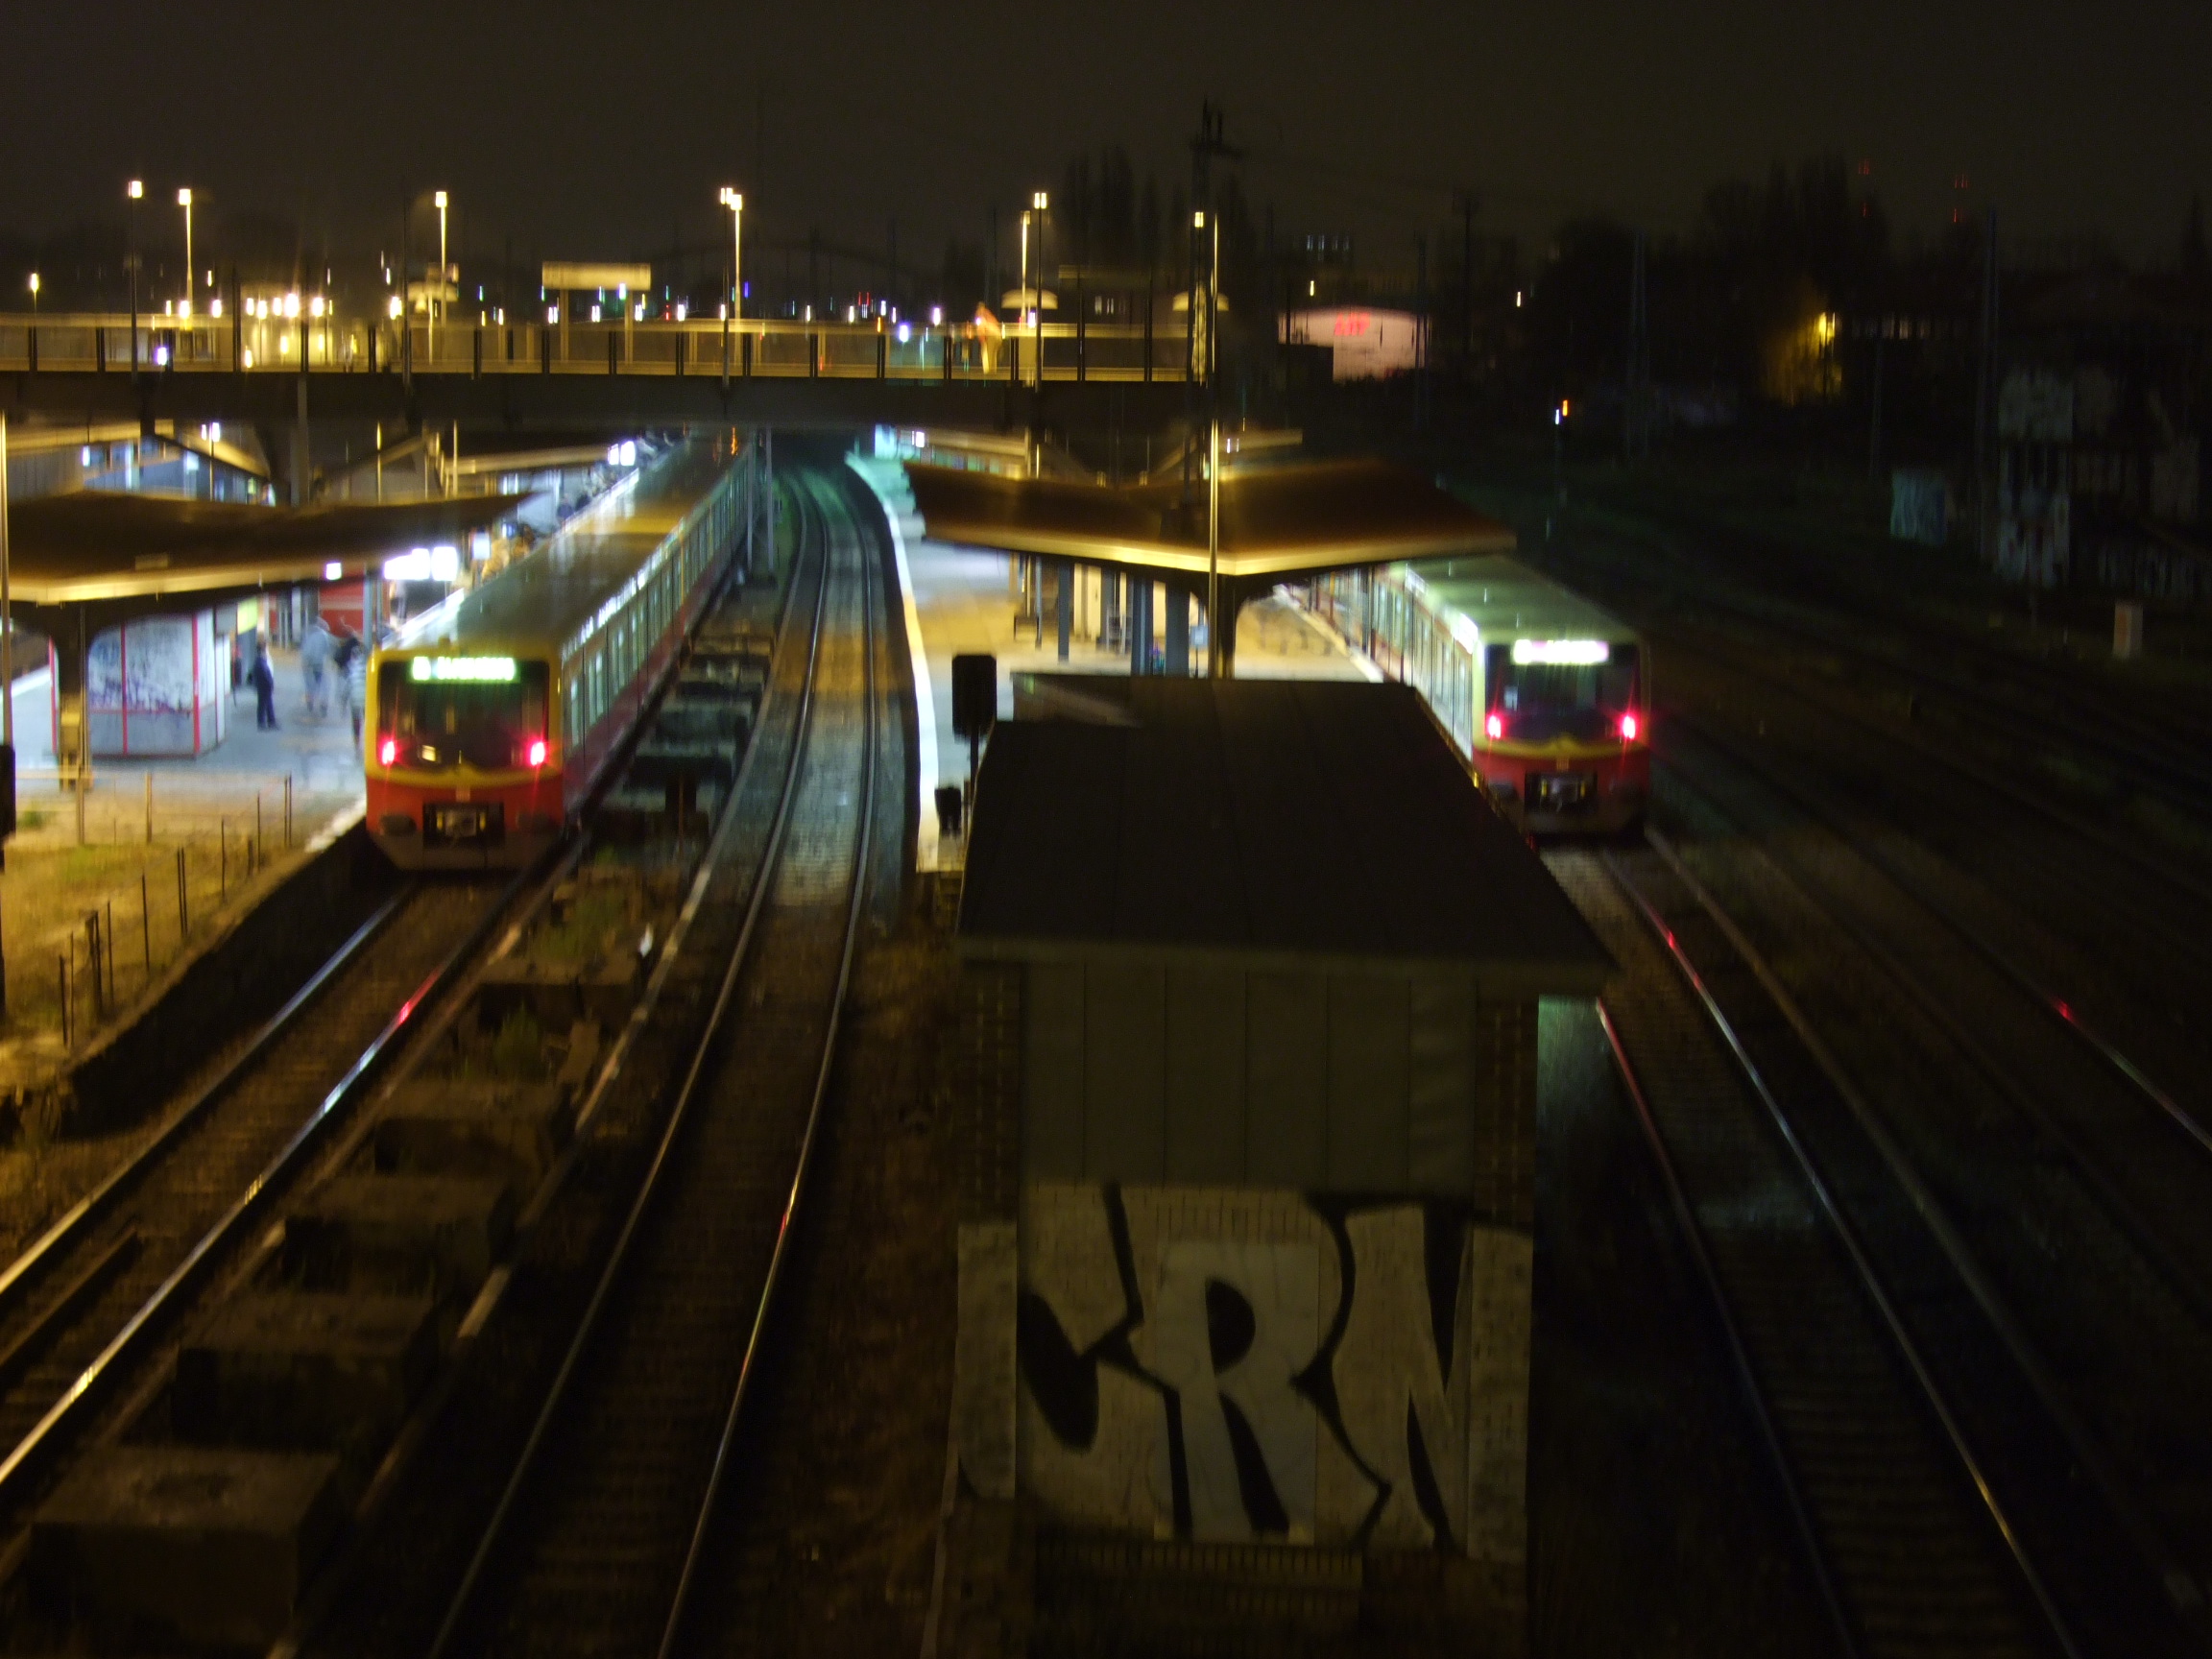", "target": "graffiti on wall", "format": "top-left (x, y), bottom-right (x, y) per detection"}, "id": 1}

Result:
top-left (1013, 1182), bottom-right (1530, 1561)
